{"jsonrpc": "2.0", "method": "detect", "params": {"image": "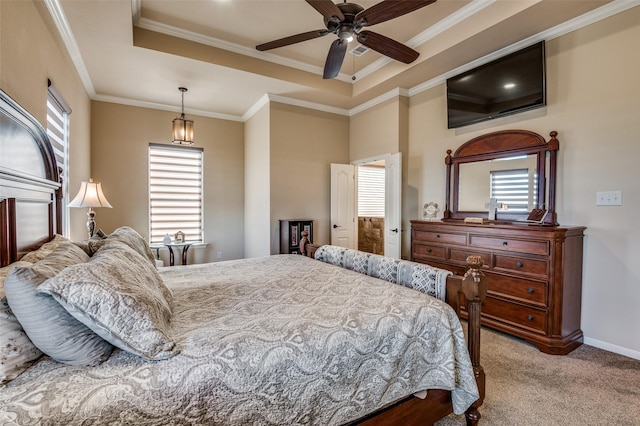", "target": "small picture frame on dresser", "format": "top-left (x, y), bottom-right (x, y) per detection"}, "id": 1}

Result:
top-left (525, 209), bottom-right (548, 223)
top-left (174, 231), bottom-right (185, 243)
